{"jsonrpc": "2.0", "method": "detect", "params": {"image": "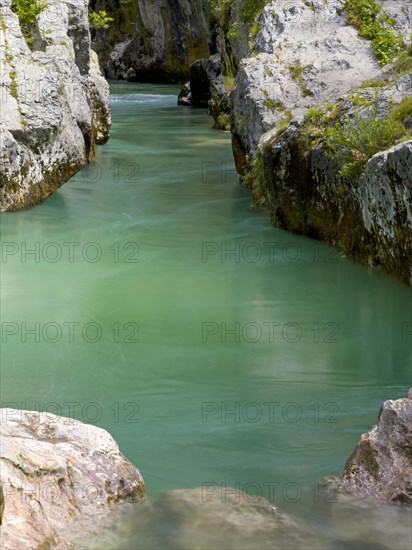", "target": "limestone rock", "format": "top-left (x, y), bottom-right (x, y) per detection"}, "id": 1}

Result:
top-left (232, 0), bottom-right (384, 157)
top-left (0, 409), bottom-right (144, 549)
top-left (341, 390), bottom-right (412, 503)
top-left (0, 0), bottom-right (110, 211)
